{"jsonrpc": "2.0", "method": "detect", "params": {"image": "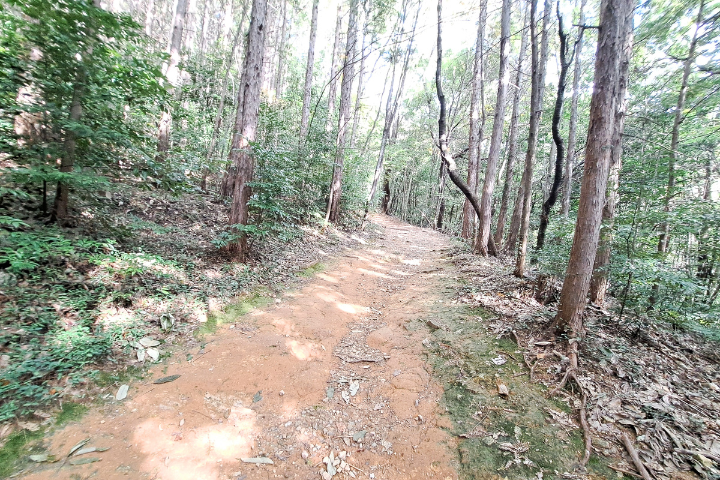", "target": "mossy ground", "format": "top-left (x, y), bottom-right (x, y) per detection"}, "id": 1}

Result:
top-left (414, 299), bottom-right (624, 480)
top-left (298, 261), bottom-right (326, 277)
top-left (197, 289), bottom-right (274, 337)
